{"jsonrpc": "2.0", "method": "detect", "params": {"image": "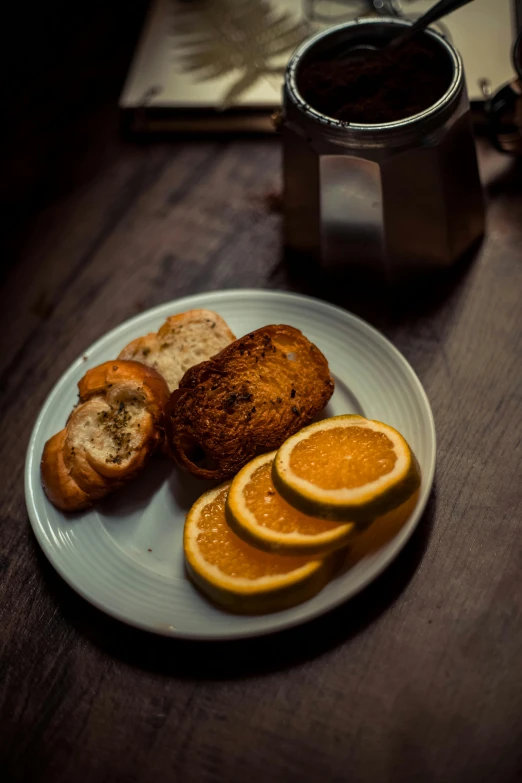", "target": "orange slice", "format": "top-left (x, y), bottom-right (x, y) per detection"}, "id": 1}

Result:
top-left (226, 451), bottom-right (356, 555)
top-left (273, 415), bottom-right (421, 524)
top-left (184, 482), bottom-right (336, 614)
